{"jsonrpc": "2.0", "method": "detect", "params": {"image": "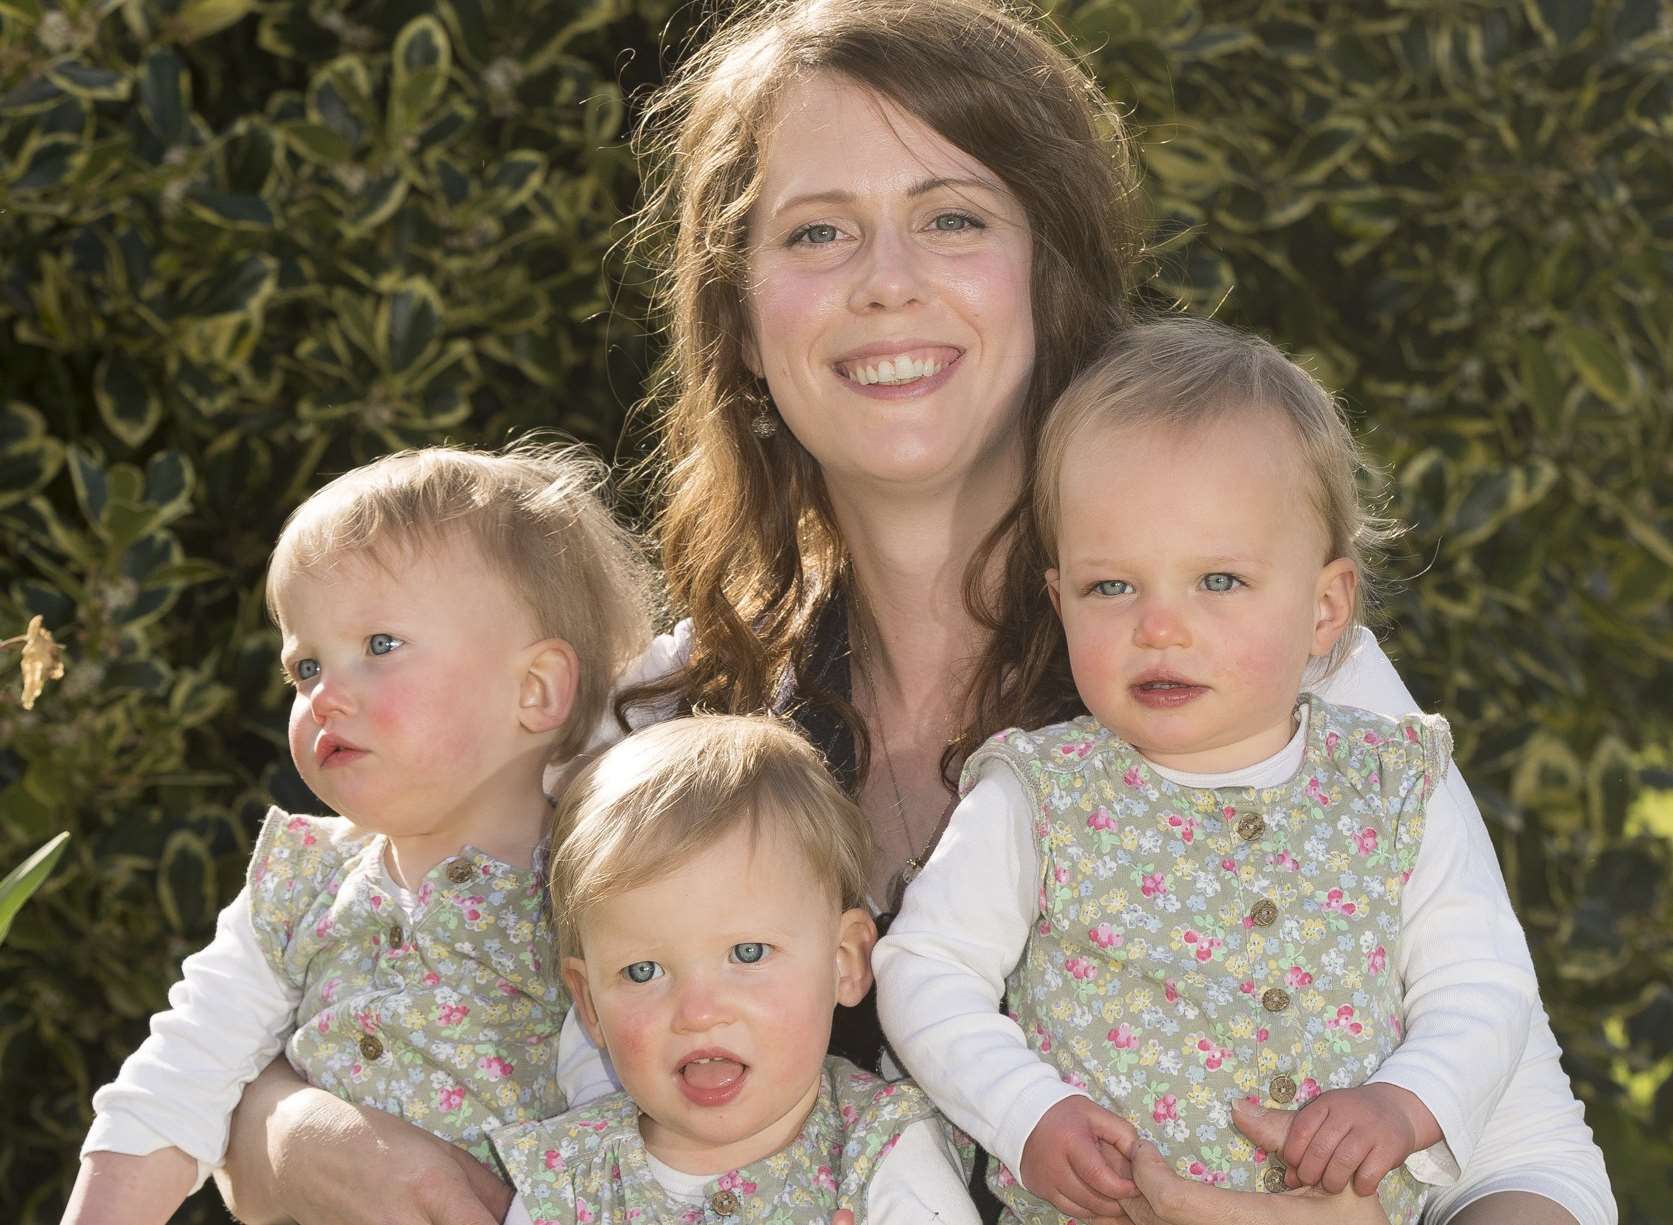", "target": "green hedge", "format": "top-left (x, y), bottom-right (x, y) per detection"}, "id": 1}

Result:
top-left (1, 0), bottom-right (1668, 1219)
